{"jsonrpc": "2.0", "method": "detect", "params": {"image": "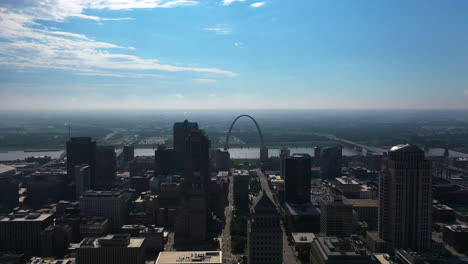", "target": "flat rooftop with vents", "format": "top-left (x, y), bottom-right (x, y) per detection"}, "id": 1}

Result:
top-left (156, 251), bottom-right (222, 264)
